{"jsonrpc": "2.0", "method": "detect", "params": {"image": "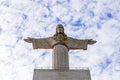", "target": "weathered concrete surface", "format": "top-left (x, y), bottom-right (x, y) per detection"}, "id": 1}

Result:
top-left (24, 25), bottom-right (96, 70)
top-left (33, 69), bottom-right (91, 80)
top-left (52, 45), bottom-right (69, 70)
